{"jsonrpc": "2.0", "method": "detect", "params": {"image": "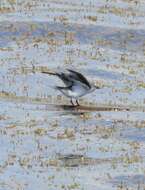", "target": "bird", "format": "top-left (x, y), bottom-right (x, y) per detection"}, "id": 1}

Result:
top-left (42, 69), bottom-right (100, 106)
